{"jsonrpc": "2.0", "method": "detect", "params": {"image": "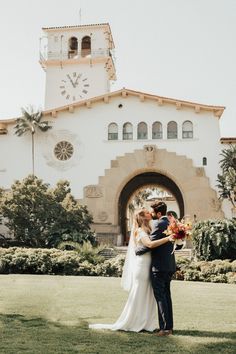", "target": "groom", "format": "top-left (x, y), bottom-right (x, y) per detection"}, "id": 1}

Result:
top-left (136, 201), bottom-right (176, 336)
